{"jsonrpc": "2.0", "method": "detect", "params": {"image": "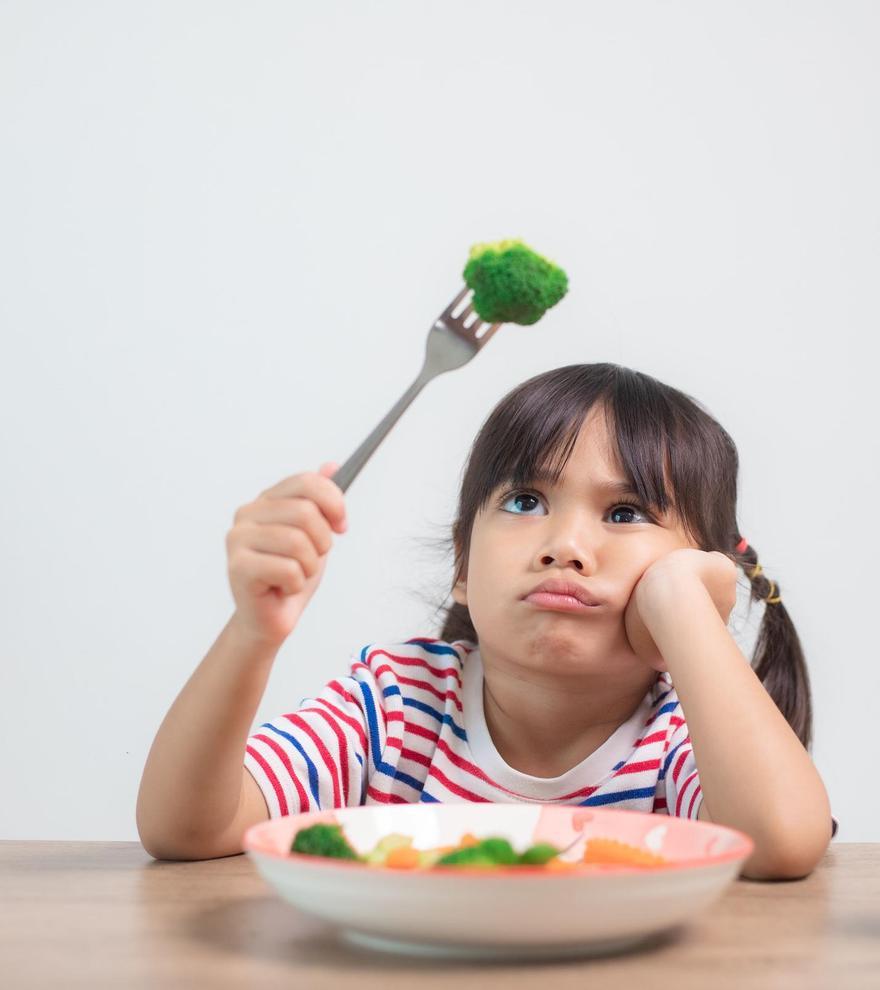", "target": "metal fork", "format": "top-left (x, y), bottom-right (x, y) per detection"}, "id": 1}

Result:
top-left (330, 287), bottom-right (502, 493)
